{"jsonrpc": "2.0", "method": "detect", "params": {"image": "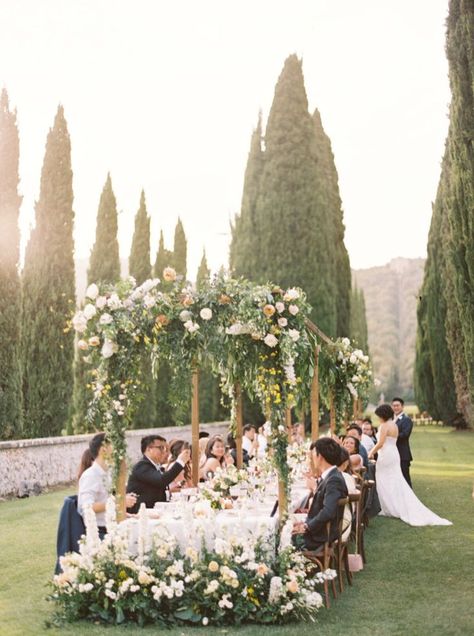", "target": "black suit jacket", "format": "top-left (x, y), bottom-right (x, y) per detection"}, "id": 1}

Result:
top-left (127, 456), bottom-right (184, 513)
top-left (396, 413), bottom-right (413, 461)
top-left (304, 467), bottom-right (348, 550)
